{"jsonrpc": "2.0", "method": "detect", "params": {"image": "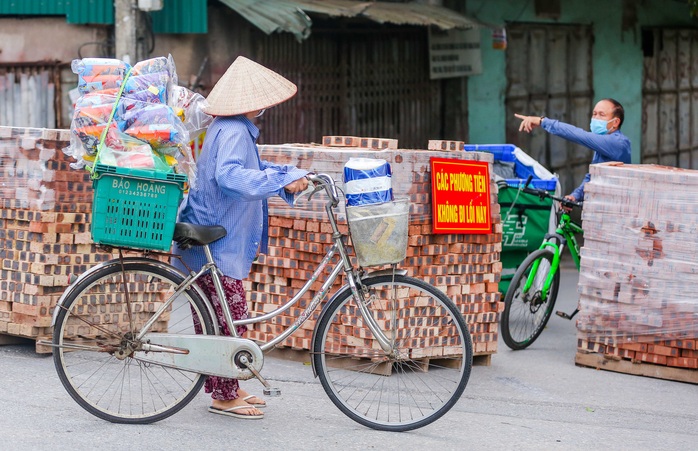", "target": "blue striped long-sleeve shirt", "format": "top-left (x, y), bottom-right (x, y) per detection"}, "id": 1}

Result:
top-left (175, 115), bottom-right (308, 279)
top-left (542, 119), bottom-right (631, 201)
